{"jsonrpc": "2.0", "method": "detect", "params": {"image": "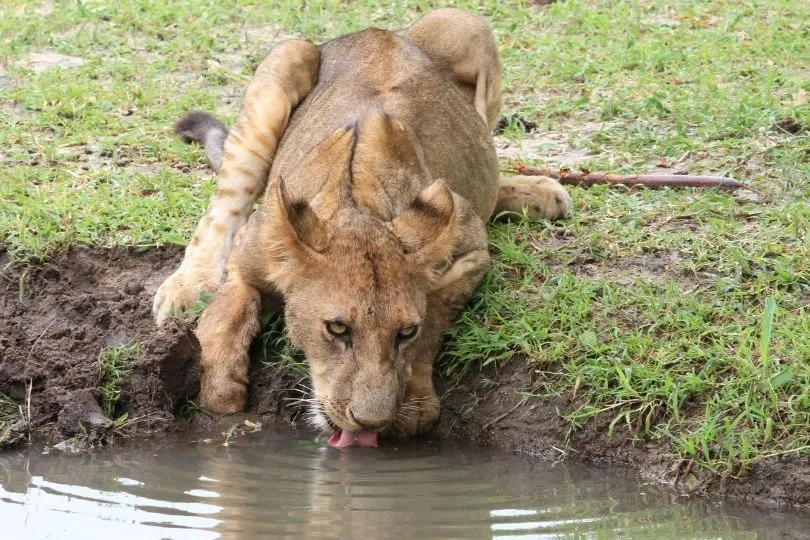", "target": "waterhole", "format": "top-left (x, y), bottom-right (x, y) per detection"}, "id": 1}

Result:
top-left (1, 431), bottom-right (808, 539)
